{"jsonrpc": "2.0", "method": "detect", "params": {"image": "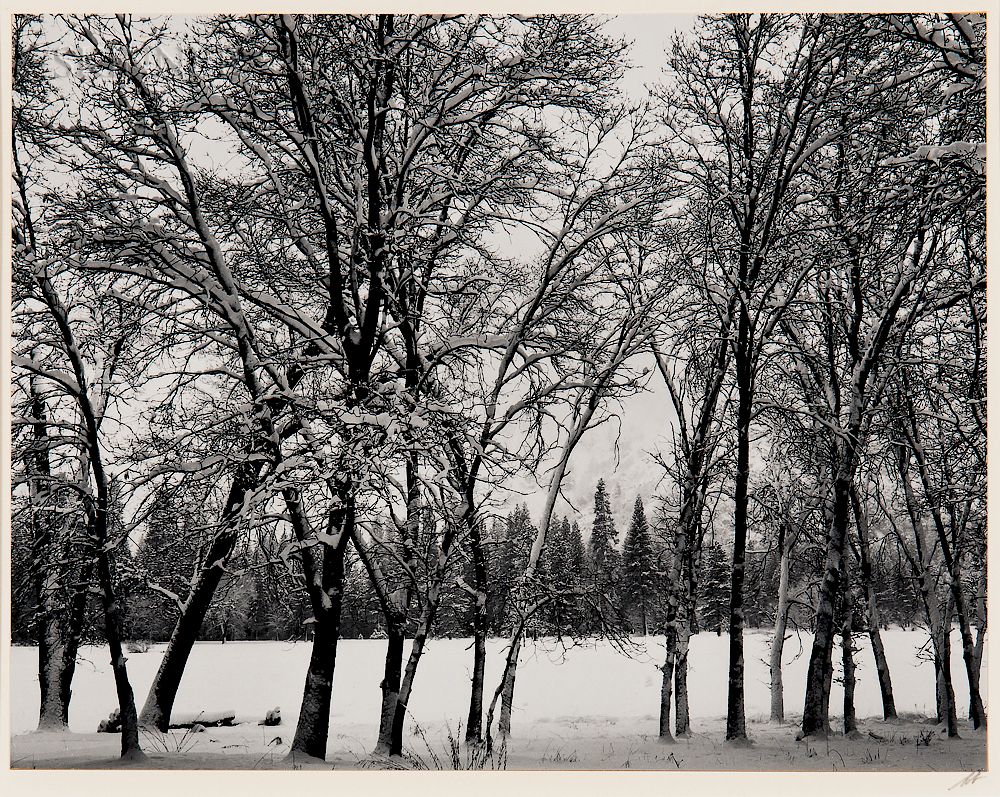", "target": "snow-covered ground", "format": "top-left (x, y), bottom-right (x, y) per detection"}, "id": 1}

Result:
top-left (8, 629), bottom-right (986, 770)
